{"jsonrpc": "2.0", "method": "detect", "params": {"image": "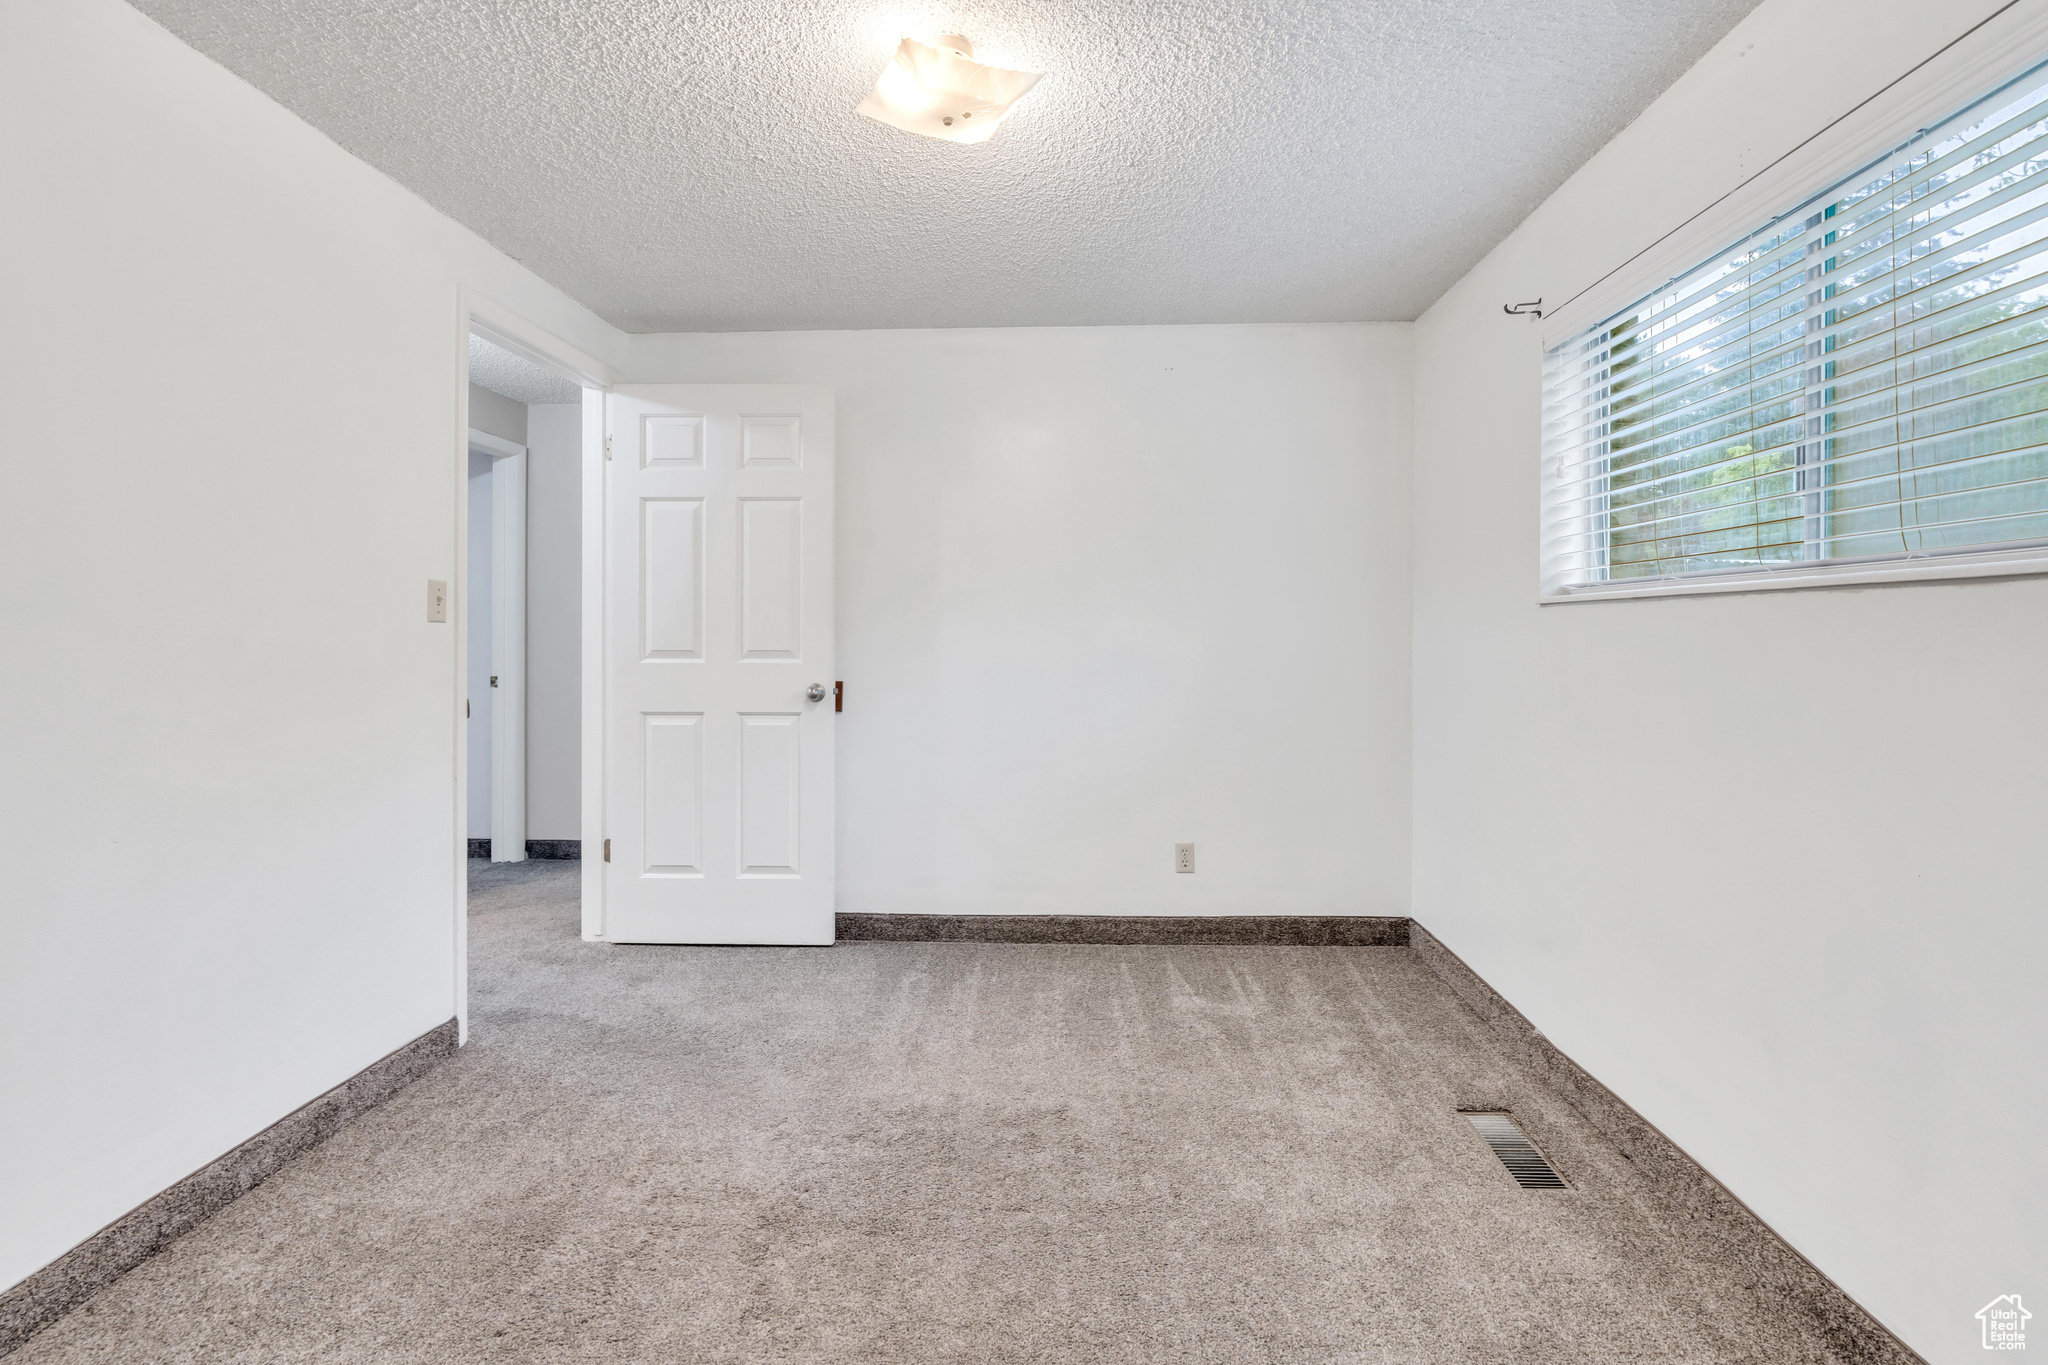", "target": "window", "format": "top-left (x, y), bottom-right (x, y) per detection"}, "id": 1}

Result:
top-left (1543, 57), bottom-right (2048, 596)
